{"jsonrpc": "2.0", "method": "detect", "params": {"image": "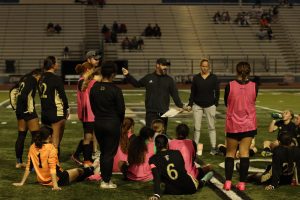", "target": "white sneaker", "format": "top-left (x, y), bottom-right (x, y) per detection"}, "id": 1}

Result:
top-left (100, 181), bottom-right (117, 189)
